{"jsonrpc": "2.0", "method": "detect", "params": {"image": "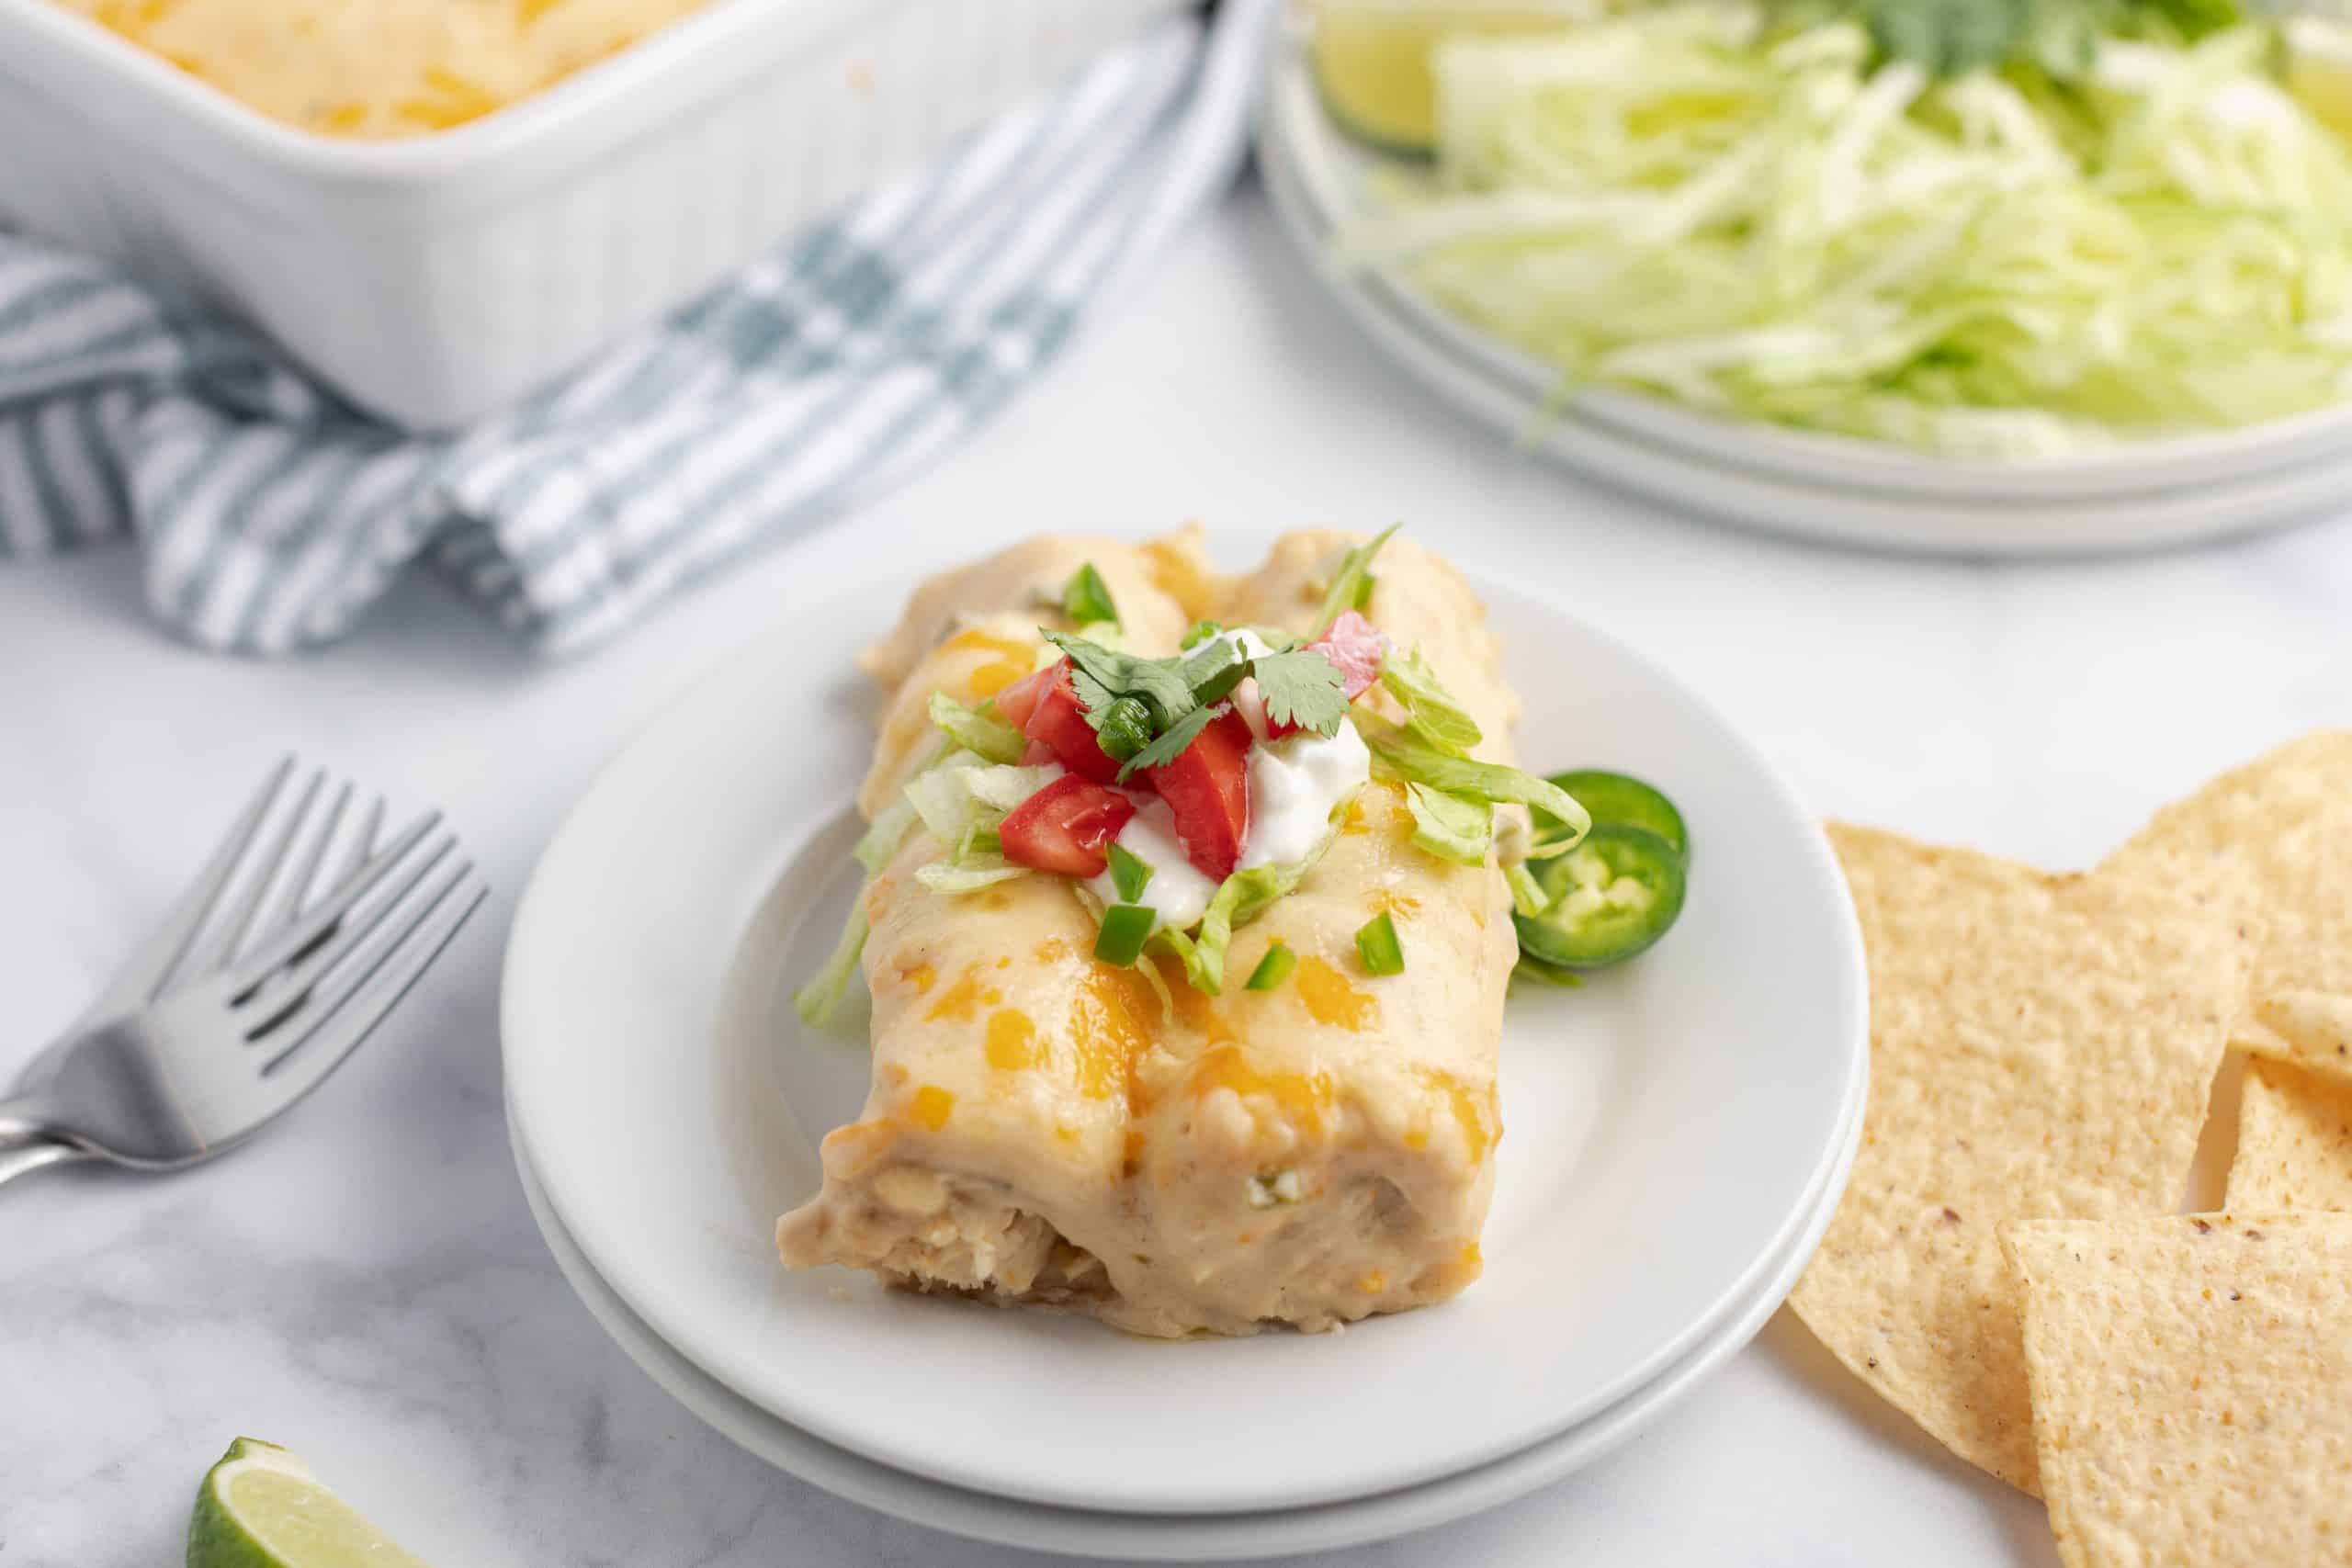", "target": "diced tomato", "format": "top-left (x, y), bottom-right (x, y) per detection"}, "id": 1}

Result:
top-left (1311, 611), bottom-right (1387, 699)
top-left (1146, 708), bottom-right (1254, 879)
top-left (992, 662), bottom-right (1057, 731)
top-left (998, 775), bottom-right (1137, 878)
top-left (1268, 610), bottom-right (1387, 738)
top-left (1020, 739), bottom-right (1055, 767)
top-left (1010, 661), bottom-right (1123, 784)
